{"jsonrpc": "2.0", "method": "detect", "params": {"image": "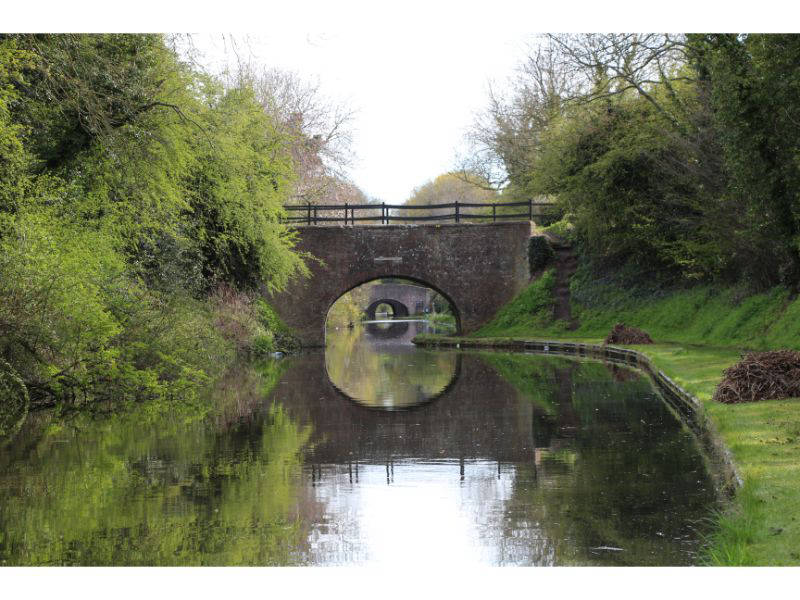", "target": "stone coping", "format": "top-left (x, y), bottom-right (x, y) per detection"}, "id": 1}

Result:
top-left (414, 336), bottom-right (744, 500)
